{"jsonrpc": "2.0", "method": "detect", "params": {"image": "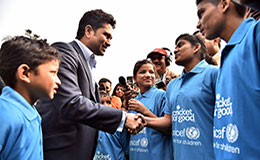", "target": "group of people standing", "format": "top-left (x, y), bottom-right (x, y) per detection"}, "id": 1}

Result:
top-left (0, 0), bottom-right (260, 160)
